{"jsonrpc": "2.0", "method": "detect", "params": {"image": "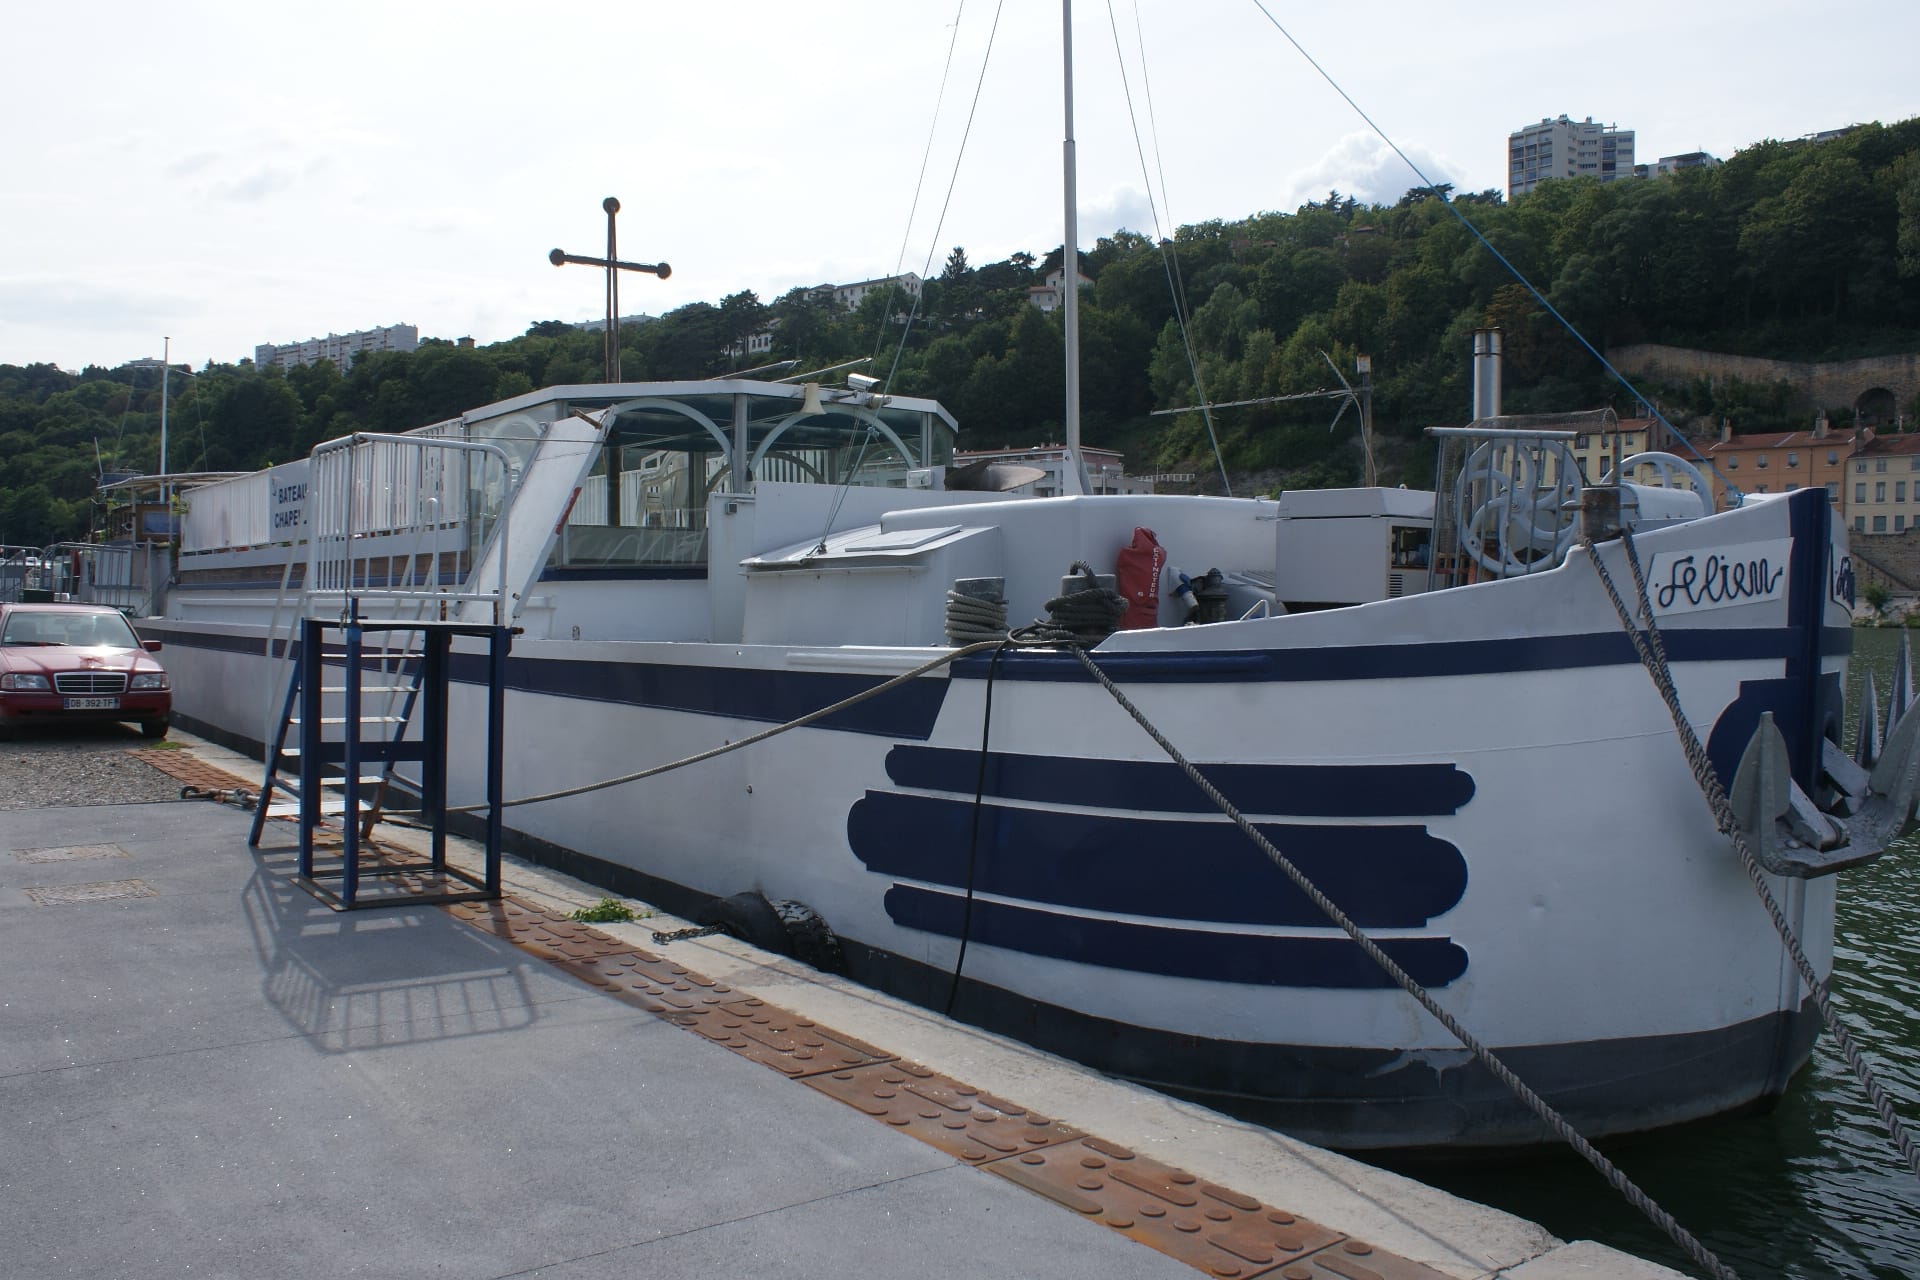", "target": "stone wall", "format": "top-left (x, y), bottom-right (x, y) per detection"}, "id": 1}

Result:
top-left (1852, 530), bottom-right (1920, 594)
top-left (1608, 344), bottom-right (1920, 424)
